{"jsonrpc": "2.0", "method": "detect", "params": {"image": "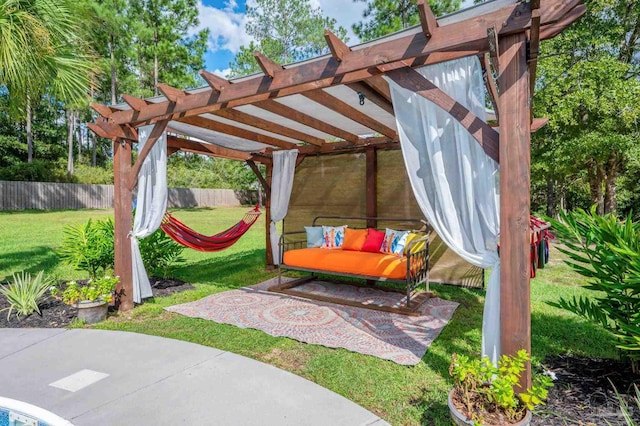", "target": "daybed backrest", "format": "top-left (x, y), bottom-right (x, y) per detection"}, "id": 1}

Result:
top-left (311, 216), bottom-right (429, 234)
